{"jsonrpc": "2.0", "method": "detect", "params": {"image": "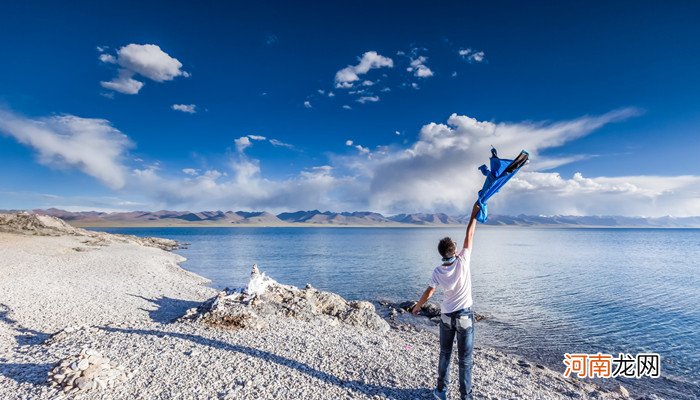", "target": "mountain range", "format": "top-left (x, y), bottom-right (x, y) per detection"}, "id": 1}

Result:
top-left (2, 208), bottom-right (699, 228)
